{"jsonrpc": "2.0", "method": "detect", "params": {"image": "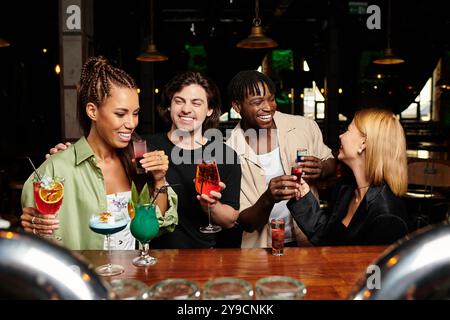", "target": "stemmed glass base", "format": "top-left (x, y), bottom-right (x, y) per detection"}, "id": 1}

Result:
top-left (96, 234), bottom-right (125, 277)
top-left (41, 234), bottom-right (62, 243)
top-left (132, 255), bottom-right (157, 267)
top-left (199, 225), bottom-right (222, 233)
top-left (199, 205), bottom-right (222, 234)
top-left (132, 242), bottom-right (157, 267)
top-left (95, 263), bottom-right (125, 277)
